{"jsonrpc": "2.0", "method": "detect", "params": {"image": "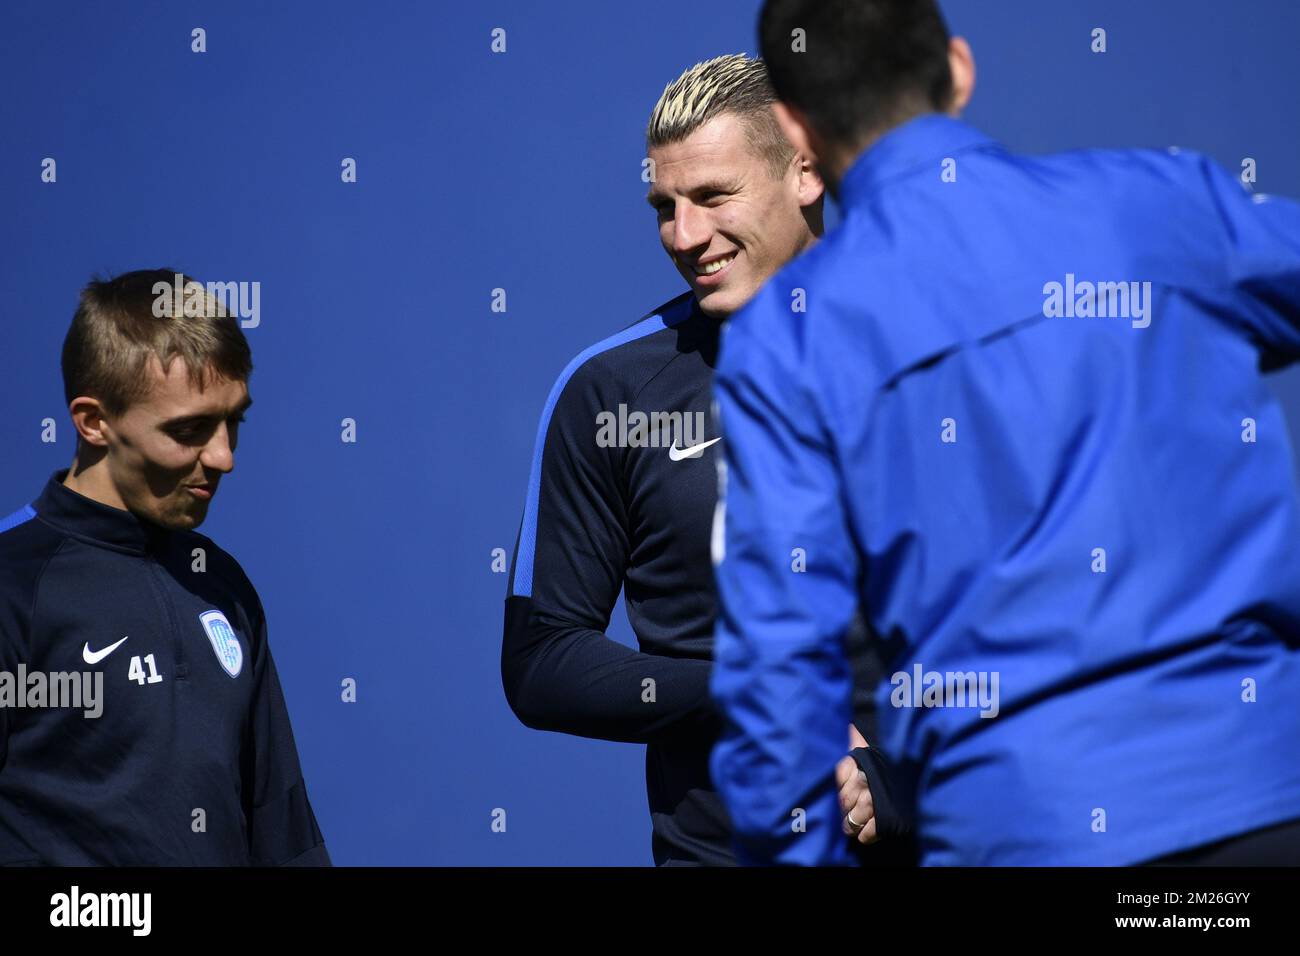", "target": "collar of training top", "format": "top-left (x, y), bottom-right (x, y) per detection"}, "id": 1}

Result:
top-left (836, 113), bottom-right (994, 208)
top-left (34, 469), bottom-right (177, 554)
